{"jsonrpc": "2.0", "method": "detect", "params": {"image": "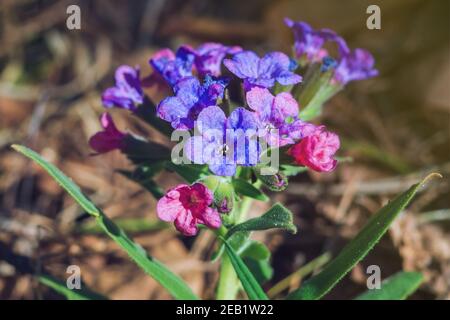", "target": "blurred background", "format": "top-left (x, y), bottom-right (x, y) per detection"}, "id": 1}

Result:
top-left (0, 0), bottom-right (449, 300)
